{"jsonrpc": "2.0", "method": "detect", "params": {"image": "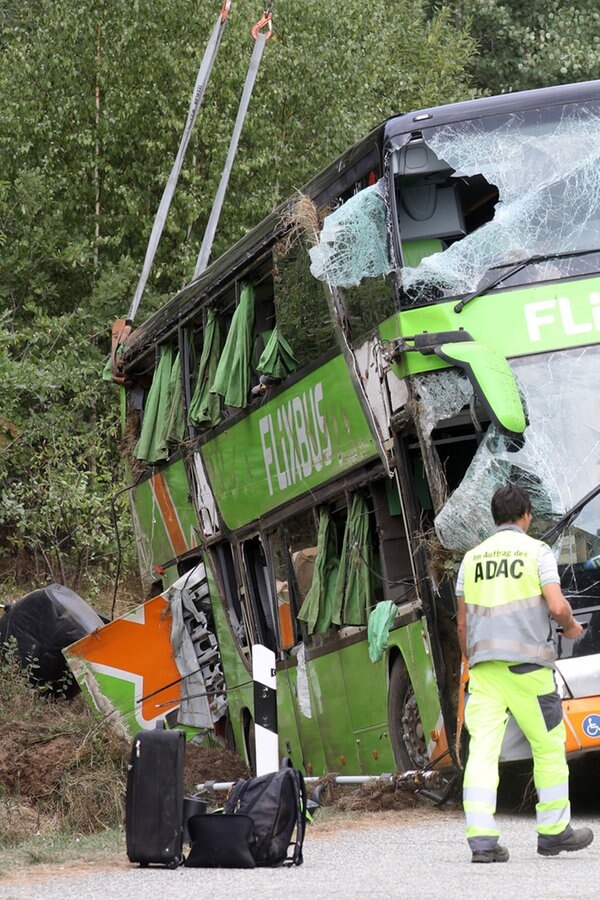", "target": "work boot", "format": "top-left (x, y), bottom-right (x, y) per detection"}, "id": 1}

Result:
top-left (472, 844), bottom-right (510, 863)
top-left (537, 826), bottom-right (594, 856)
